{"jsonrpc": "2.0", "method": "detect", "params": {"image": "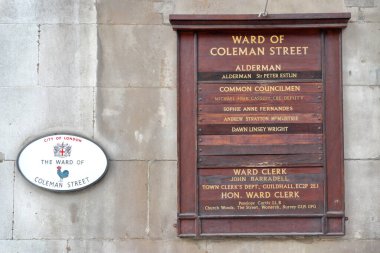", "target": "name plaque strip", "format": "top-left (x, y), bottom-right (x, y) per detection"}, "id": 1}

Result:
top-left (198, 71), bottom-right (322, 81)
top-left (198, 82), bottom-right (323, 93)
top-left (198, 93), bottom-right (322, 104)
top-left (199, 103), bottom-right (323, 114)
top-left (198, 123), bottom-right (323, 135)
top-left (198, 113), bottom-right (322, 124)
